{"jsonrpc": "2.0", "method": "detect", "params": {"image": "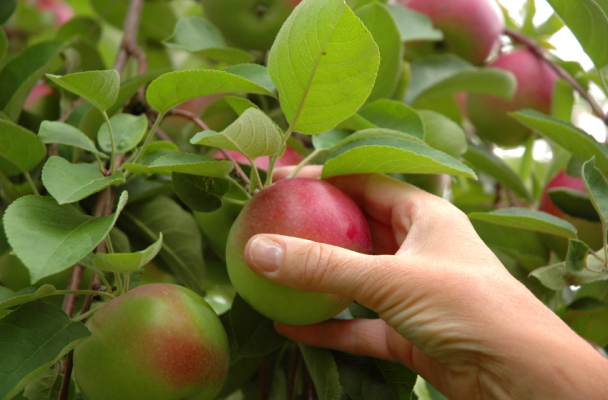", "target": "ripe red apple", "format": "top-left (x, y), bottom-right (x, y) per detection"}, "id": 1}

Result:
top-left (226, 178), bottom-right (372, 325)
top-left (539, 170), bottom-right (604, 258)
top-left (201, 0), bottom-right (301, 51)
top-left (215, 146), bottom-right (304, 170)
top-left (401, 0), bottom-right (504, 65)
top-left (73, 283), bottom-right (230, 400)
